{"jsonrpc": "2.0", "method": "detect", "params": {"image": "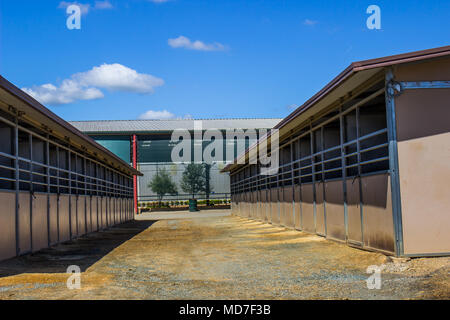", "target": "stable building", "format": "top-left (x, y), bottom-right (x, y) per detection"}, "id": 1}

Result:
top-left (0, 76), bottom-right (140, 262)
top-left (223, 46), bottom-right (450, 257)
